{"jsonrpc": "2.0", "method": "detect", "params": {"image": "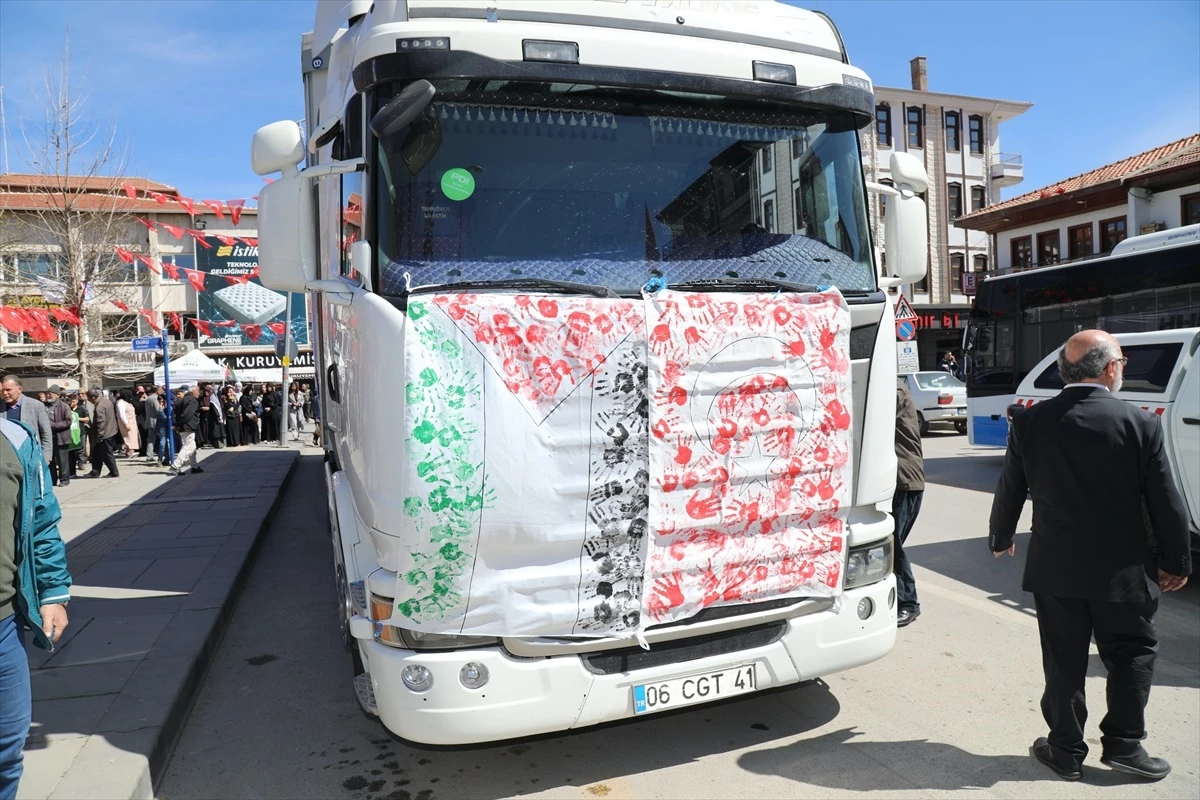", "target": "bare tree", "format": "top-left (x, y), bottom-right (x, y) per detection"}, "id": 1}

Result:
top-left (11, 37), bottom-right (150, 388)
